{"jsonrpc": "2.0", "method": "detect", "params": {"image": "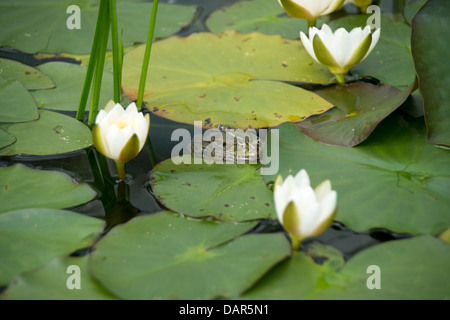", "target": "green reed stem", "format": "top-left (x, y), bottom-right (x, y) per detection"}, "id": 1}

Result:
top-left (136, 0), bottom-right (159, 110)
top-left (88, 0), bottom-right (110, 126)
top-left (109, 0), bottom-right (121, 103)
top-left (76, 0), bottom-right (108, 121)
